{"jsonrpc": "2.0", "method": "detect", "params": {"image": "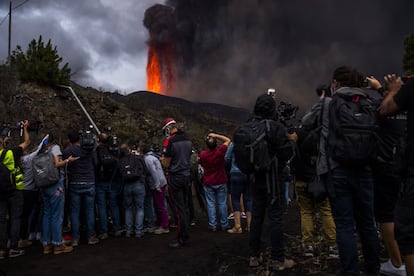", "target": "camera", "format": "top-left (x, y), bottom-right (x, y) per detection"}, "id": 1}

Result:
top-left (79, 125), bottom-right (96, 152)
top-left (104, 126), bottom-right (119, 153)
top-left (316, 84), bottom-right (332, 97)
top-left (277, 102), bottom-right (300, 133)
top-left (267, 88), bottom-right (276, 98)
top-left (1, 119), bottom-right (40, 137)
